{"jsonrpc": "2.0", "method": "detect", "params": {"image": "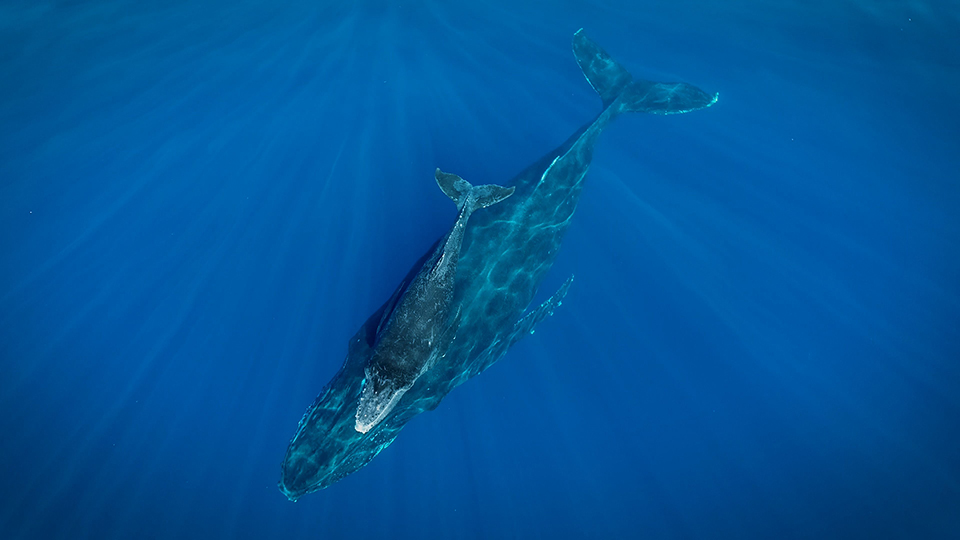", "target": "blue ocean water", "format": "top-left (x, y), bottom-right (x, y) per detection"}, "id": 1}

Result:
top-left (2, 0), bottom-right (959, 538)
